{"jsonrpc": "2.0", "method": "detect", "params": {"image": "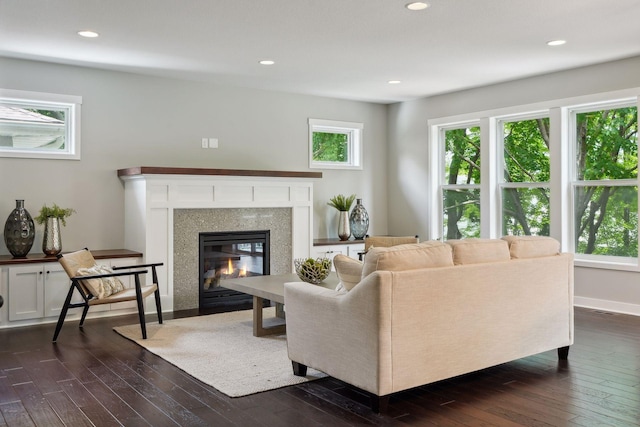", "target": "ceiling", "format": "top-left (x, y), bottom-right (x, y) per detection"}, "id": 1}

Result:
top-left (1, 0), bottom-right (639, 104)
